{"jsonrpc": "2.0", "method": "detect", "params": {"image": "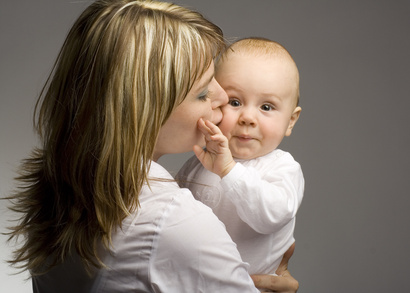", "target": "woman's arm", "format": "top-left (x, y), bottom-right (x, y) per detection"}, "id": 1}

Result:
top-left (150, 190), bottom-right (260, 292)
top-left (252, 243), bottom-right (299, 293)
top-left (251, 271), bottom-right (299, 293)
